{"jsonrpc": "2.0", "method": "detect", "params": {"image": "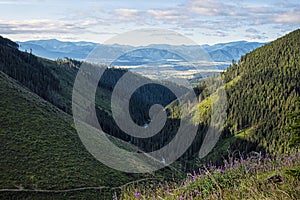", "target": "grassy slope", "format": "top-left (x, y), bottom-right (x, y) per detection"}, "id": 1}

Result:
top-left (0, 71), bottom-right (144, 198)
top-left (122, 153), bottom-right (300, 199)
